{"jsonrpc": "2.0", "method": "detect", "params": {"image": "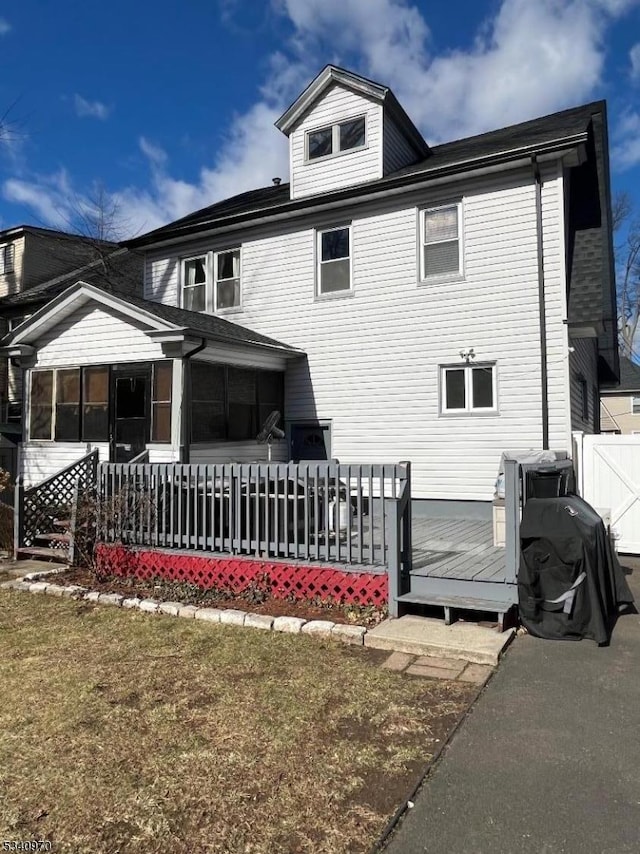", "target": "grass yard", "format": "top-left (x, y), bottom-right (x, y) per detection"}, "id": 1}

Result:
top-left (0, 589), bottom-right (475, 854)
